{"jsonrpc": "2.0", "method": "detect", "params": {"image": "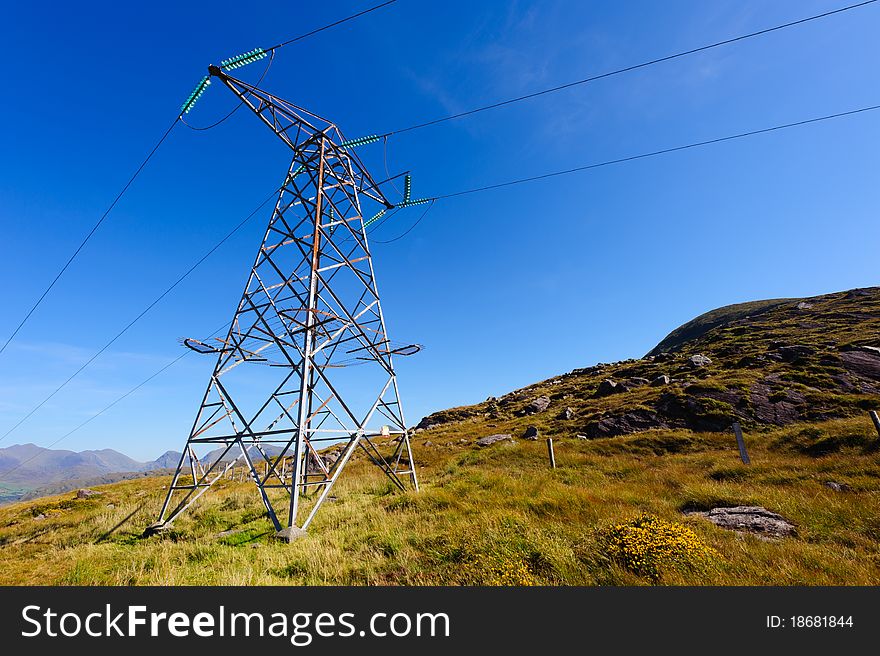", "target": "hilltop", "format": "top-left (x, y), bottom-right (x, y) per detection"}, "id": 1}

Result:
top-left (415, 286), bottom-right (880, 438)
top-left (0, 286), bottom-right (877, 585)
